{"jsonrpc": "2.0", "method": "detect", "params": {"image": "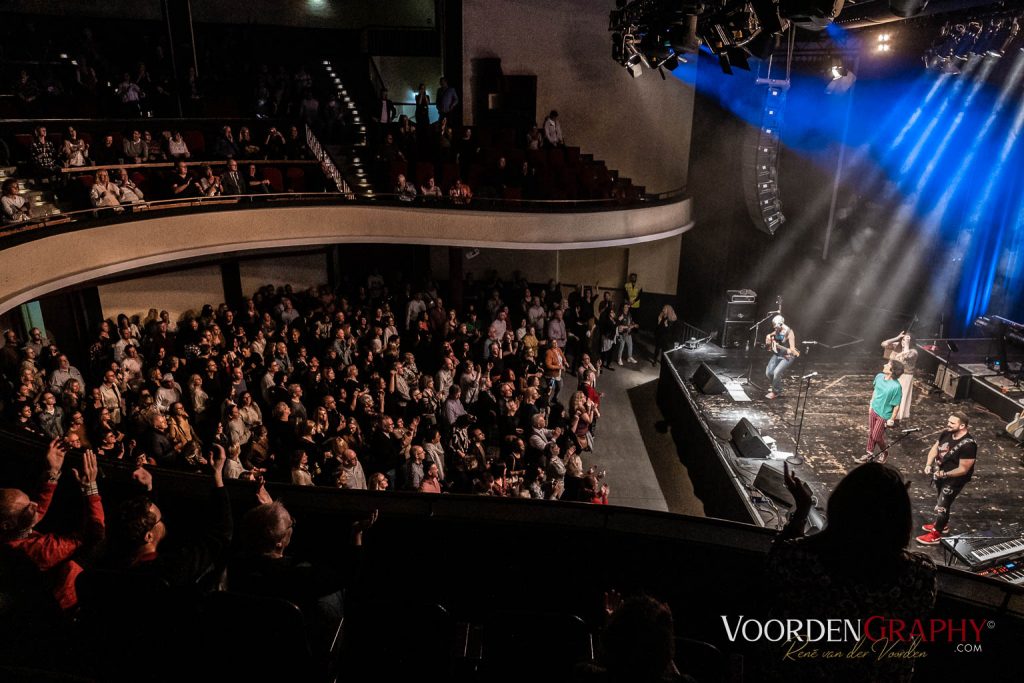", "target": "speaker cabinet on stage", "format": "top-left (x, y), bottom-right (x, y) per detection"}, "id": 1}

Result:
top-left (723, 321), bottom-right (749, 348)
top-left (731, 418), bottom-right (771, 459)
top-left (753, 462), bottom-right (826, 531)
top-left (691, 363), bottom-right (726, 394)
top-left (726, 301), bottom-right (756, 322)
top-left (934, 364), bottom-right (971, 400)
top-left (753, 462), bottom-right (793, 506)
